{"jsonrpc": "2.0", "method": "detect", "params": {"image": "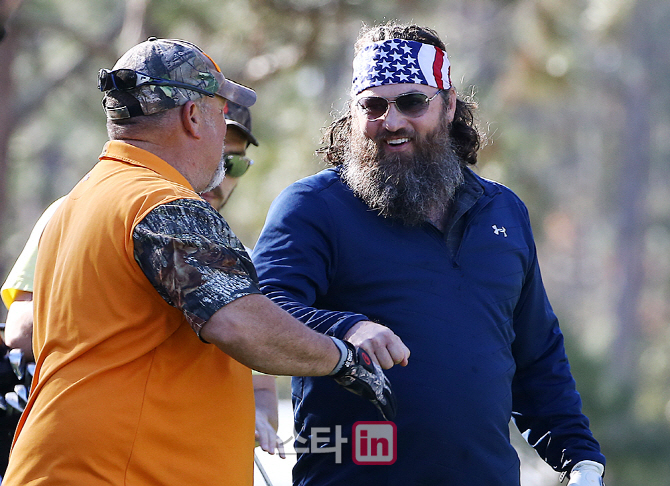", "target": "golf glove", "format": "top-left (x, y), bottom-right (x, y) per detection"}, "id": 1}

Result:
top-left (329, 337), bottom-right (397, 420)
top-left (567, 460), bottom-right (605, 486)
